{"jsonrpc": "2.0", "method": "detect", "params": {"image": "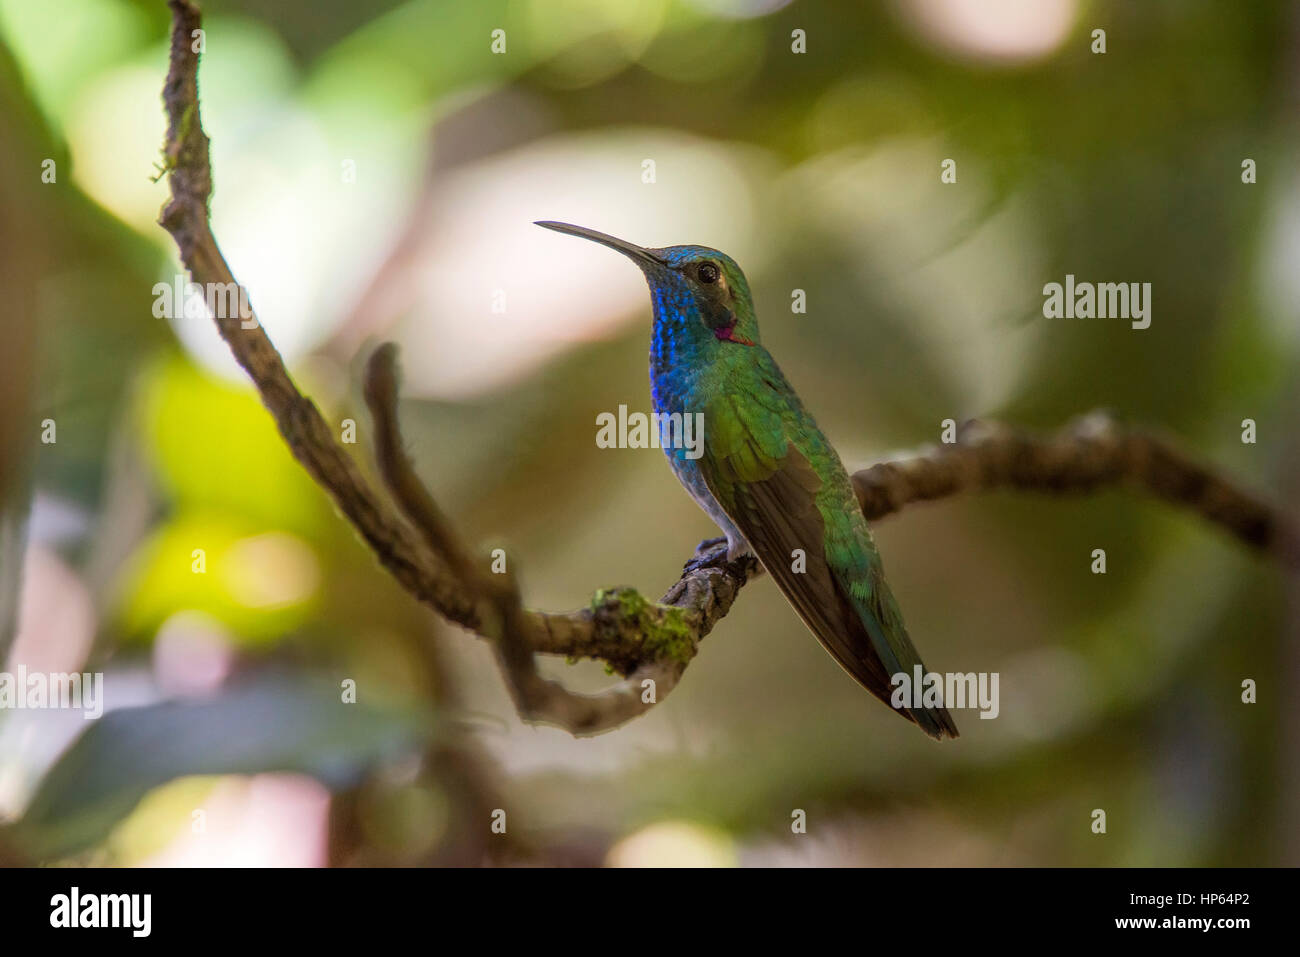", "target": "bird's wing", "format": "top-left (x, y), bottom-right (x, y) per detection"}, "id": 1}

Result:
top-left (700, 389), bottom-right (957, 740)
